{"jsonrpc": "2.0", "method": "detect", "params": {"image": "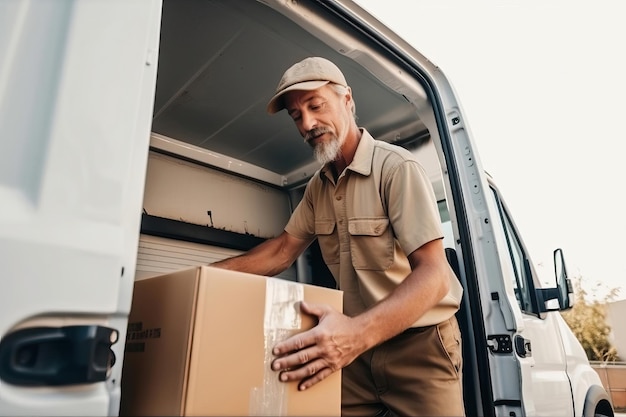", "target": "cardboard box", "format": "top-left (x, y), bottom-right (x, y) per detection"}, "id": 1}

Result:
top-left (119, 266), bottom-right (343, 416)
